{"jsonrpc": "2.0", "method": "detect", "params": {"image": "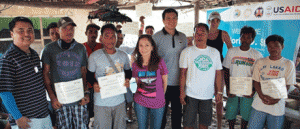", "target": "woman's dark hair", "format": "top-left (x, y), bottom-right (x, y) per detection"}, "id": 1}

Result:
top-left (133, 34), bottom-right (161, 71)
